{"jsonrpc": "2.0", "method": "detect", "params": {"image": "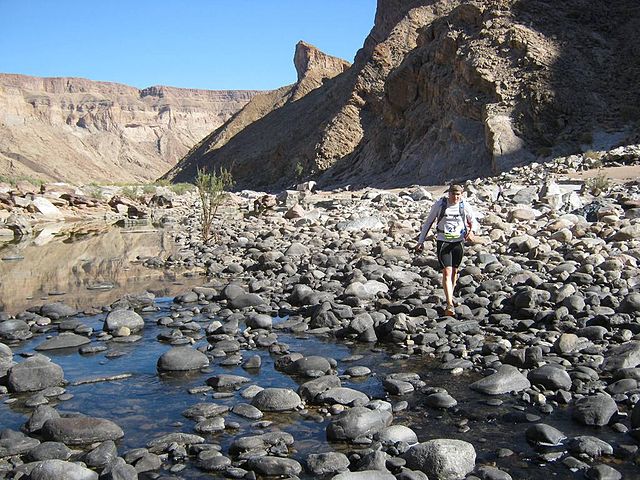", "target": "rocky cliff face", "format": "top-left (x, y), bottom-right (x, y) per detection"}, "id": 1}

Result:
top-left (164, 41), bottom-right (350, 183)
top-left (0, 74), bottom-right (259, 183)
top-left (169, 0), bottom-right (640, 190)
